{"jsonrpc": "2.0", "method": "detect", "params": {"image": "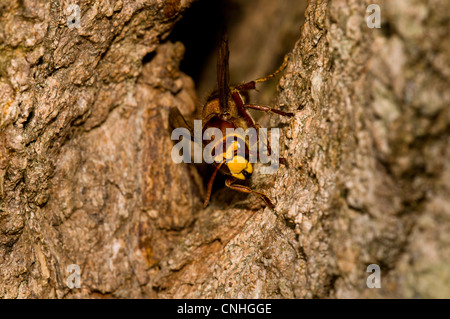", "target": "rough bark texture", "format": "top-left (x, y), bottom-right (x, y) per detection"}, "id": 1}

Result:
top-left (1, 0), bottom-right (449, 298)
